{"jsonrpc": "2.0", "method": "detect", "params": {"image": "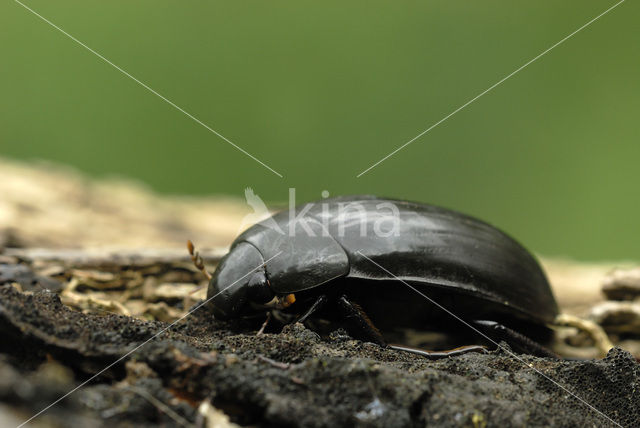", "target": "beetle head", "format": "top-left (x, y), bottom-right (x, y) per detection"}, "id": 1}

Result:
top-left (207, 242), bottom-right (295, 320)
